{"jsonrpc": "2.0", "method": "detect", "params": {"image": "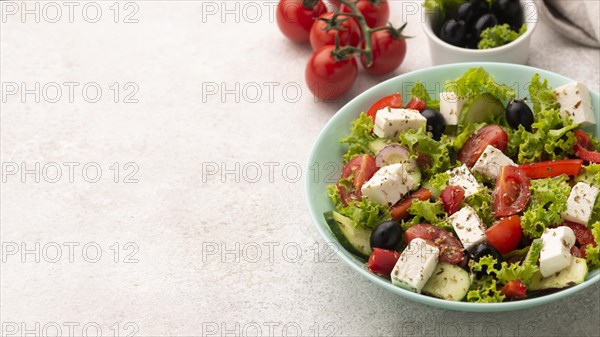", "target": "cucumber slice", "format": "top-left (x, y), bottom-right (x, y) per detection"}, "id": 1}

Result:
top-left (324, 211), bottom-right (372, 259)
top-left (529, 258), bottom-right (588, 291)
top-left (458, 94), bottom-right (505, 129)
top-left (525, 239), bottom-right (543, 266)
top-left (368, 139), bottom-right (390, 154)
top-left (422, 262), bottom-right (471, 301)
top-left (406, 166), bottom-right (422, 190)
